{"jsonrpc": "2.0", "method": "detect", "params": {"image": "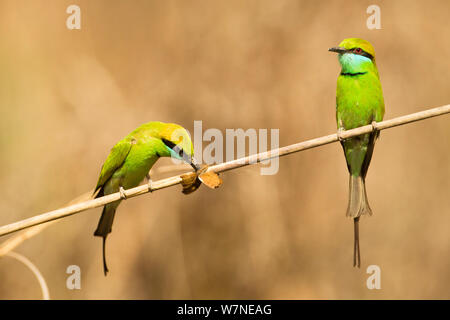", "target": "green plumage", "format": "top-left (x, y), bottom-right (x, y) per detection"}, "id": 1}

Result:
top-left (330, 38), bottom-right (385, 267)
top-left (336, 54), bottom-right (384, 178)
top-left (93, 121), bottom-right (196, 275)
